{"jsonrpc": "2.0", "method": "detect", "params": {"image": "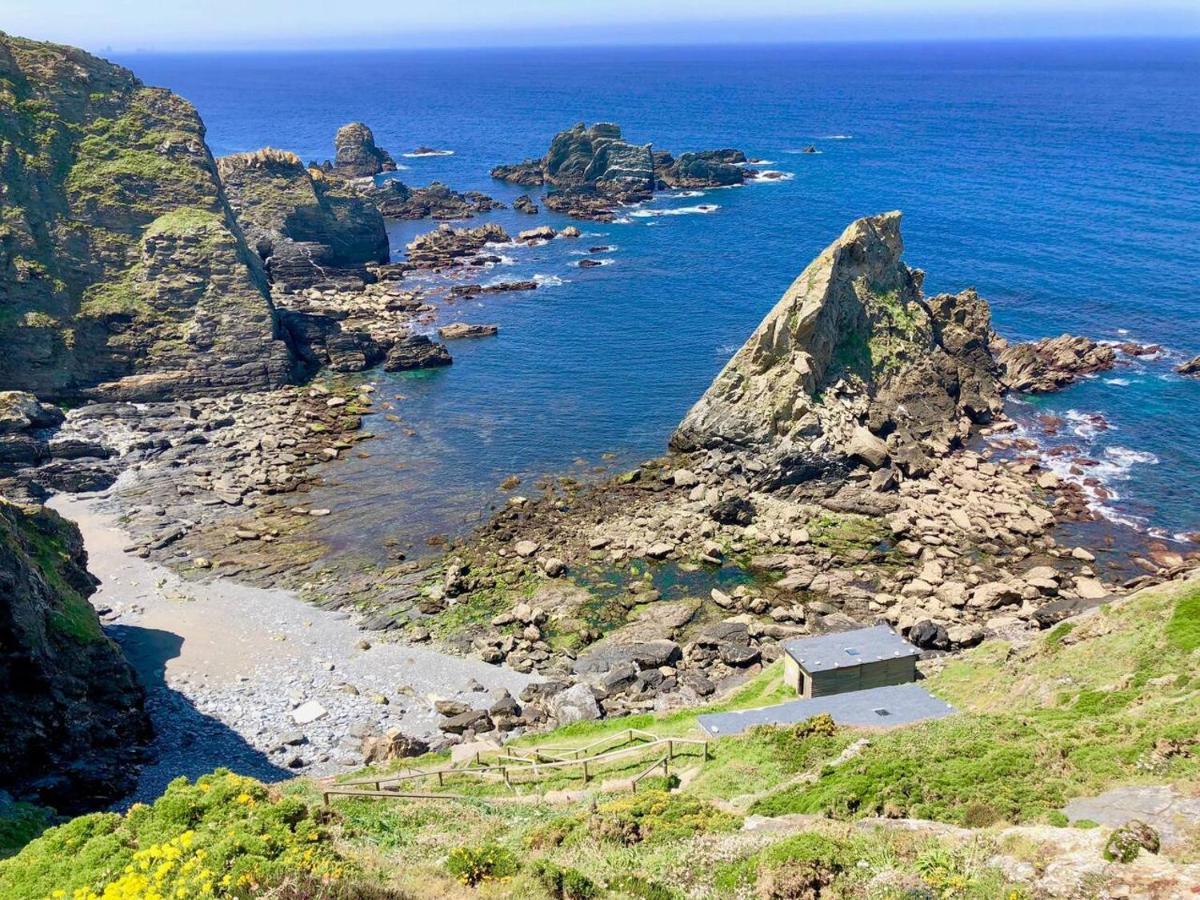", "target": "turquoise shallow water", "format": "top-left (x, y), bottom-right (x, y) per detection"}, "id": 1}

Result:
top-left (120, 40), bottom-right (1200, 557)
